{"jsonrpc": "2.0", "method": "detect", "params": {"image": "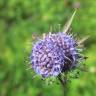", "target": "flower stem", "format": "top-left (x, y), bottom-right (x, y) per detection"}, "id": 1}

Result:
top-left (58, 73), bottom-right (69, 96)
